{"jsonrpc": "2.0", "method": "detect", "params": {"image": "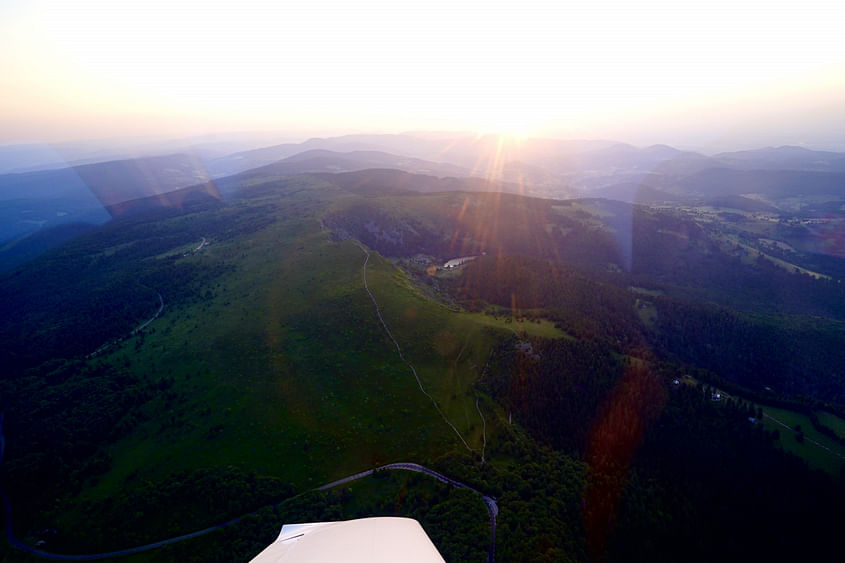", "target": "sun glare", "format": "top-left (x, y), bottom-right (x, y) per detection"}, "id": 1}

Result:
top-left (471, 111), bottom-right (539, 144)
top-left (0, 0), bottom-right (843, 146)
top-left (490, 126), bottom-right (530, 143)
